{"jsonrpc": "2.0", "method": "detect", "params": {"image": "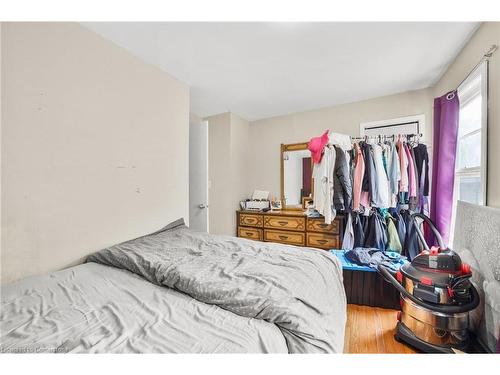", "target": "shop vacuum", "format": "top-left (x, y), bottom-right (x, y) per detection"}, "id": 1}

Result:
top-left (378, 213), bottom-right (480, 353)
